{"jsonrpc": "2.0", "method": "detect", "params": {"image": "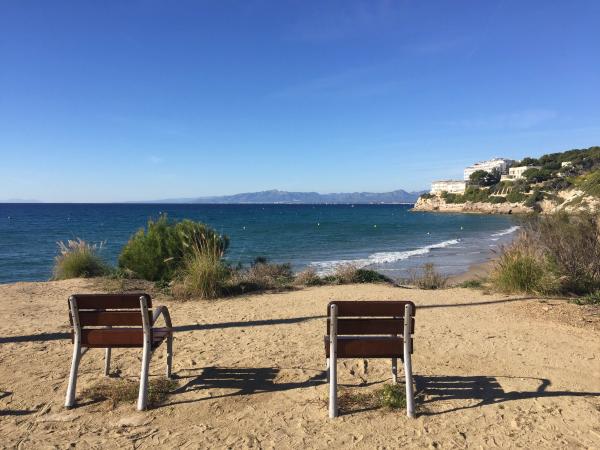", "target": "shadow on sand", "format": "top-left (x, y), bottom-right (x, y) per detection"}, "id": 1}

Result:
top-left (162, 366), bottom-right (326, 407)
top-left (415, 375), bottom-right (600, 415)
